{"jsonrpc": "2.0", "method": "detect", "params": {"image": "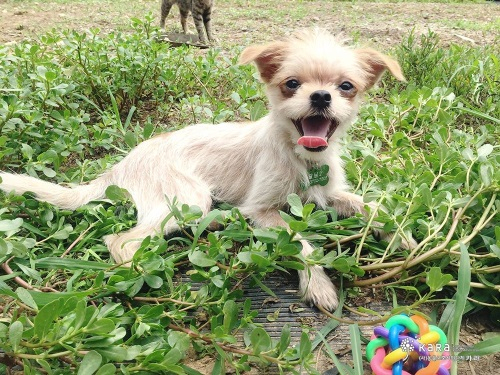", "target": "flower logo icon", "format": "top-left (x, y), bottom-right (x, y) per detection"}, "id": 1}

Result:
top-left (401, 338), bottom-right (414, 353)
